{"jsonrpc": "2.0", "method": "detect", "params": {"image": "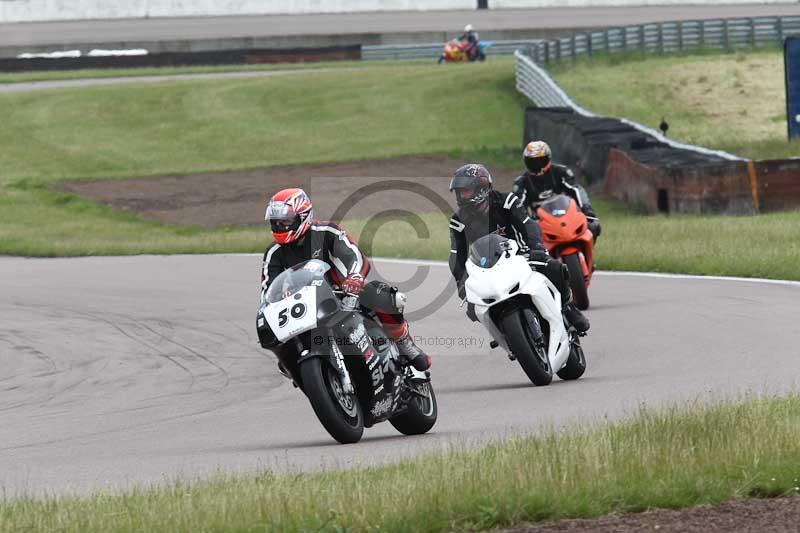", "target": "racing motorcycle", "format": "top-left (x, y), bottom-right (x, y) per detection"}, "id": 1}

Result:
top-left (256, 260), bottom-right (437, 444)
top-left (463, 234), bottom-right (586, 386)
top-left (438, 39), bottom-right (491, 63)
top-left (536, 194), bottom-right (595, 310)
